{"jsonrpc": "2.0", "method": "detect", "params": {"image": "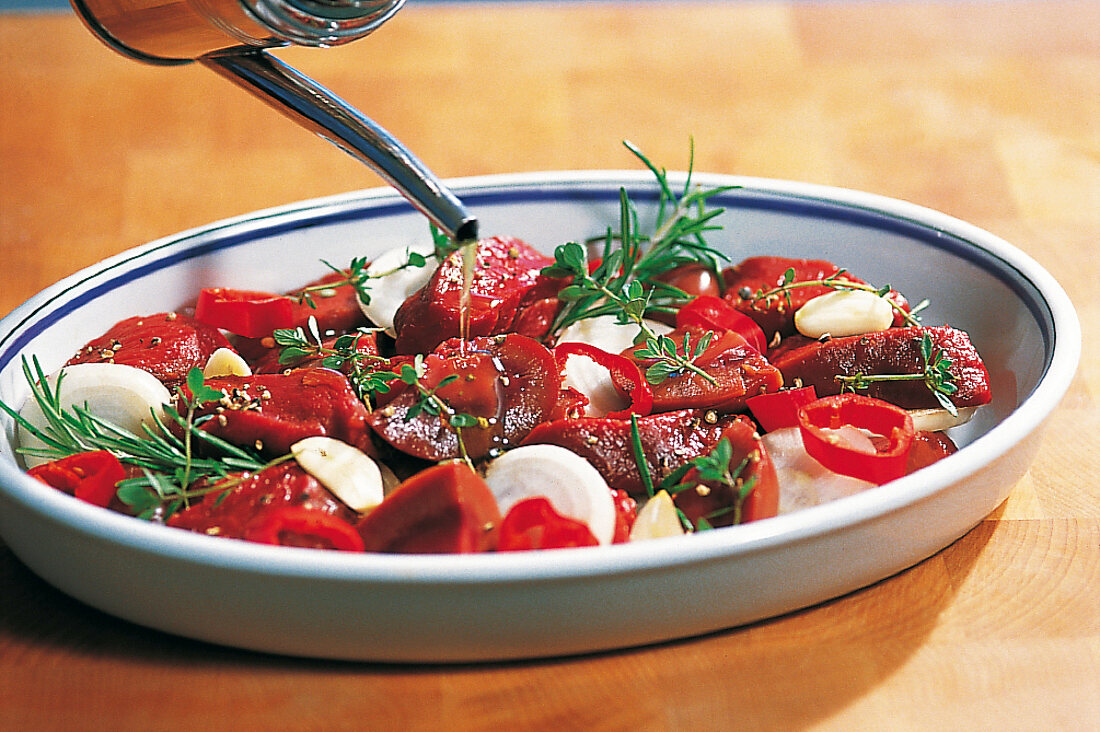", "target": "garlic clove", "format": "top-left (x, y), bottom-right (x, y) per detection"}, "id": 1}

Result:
top-left (18, 363), bottom-right (173, 468)
top-left (357, 242), bottom-right (436, 337)
top-left (291, 436), bottom-right (385, 513)
top-left (629, 490), bottom-right (685, 541)
top-left (202, 347), bottom-right (252, 378)
top-left (794, 289), bottom-right (893, 339)
top-left (483, 443), bottom-right (616, 545)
